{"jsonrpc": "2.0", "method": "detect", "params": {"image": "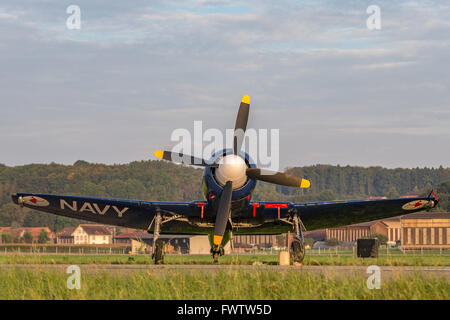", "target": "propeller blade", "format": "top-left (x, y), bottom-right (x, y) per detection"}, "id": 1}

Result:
top-left (154, 150), bottom-right (218, 167)
top-left (233, 95), bottom-right (250, 155)
top-left (246, 168), bottom-right (311, 188)
top-left (213, 181), bottom-right (233, 246)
